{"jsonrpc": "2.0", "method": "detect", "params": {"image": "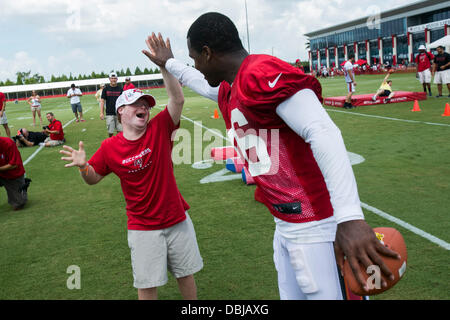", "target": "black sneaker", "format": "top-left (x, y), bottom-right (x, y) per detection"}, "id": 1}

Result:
top-left (436, 95), bottom-right (443, 98)
top-left (384, 98), bottom-right (390, 104)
